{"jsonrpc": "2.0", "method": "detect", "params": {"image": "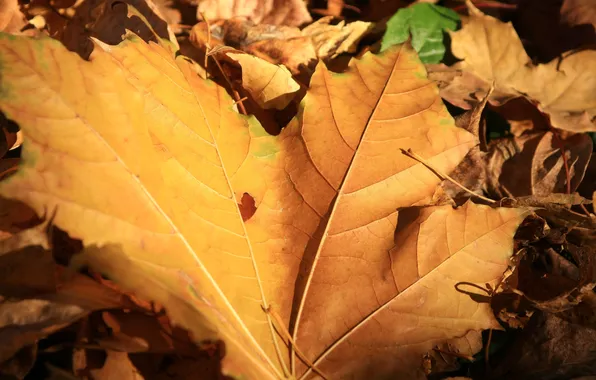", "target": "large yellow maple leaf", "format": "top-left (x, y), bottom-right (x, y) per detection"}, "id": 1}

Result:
top-left (0, 31), bottom-right (530, 379)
